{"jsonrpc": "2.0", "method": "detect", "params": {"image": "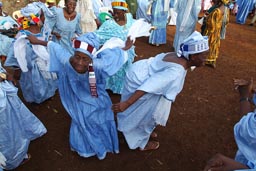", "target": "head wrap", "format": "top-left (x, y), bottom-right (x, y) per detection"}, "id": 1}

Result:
top-left (222, 0), bottom-right (229, 5)
top-left (20, 3), bottom-right (41, 27)
top-left (21, 3), bottom-right (41, 18)
top-left (111, 0), bottom-right (128, 11)
top-left (73, 32), bottom-right (100, 59)
top-left (47, 0), bottom-right (56, 3)
top-left (177, 31), bottom-right (209, 60)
